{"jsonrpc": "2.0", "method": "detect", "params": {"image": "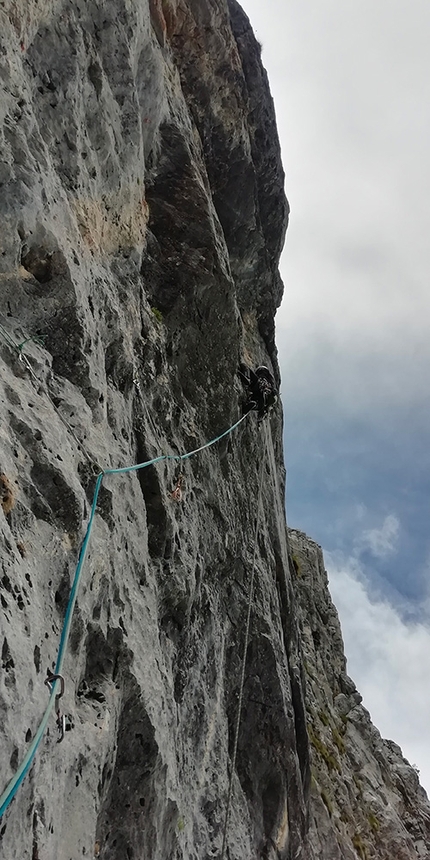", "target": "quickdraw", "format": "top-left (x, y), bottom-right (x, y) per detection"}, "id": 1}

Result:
top-left (170, 472), bottom-right (184, 502)
top-left (44, 672), bottom-right (65, 743)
